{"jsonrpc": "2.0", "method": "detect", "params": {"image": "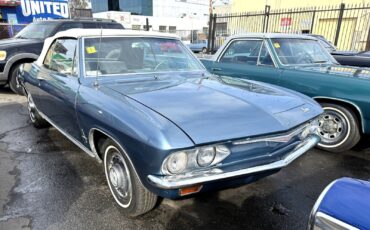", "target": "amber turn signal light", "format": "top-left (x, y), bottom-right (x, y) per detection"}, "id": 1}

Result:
top-left (179, 185), bottom-right (203, 196)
